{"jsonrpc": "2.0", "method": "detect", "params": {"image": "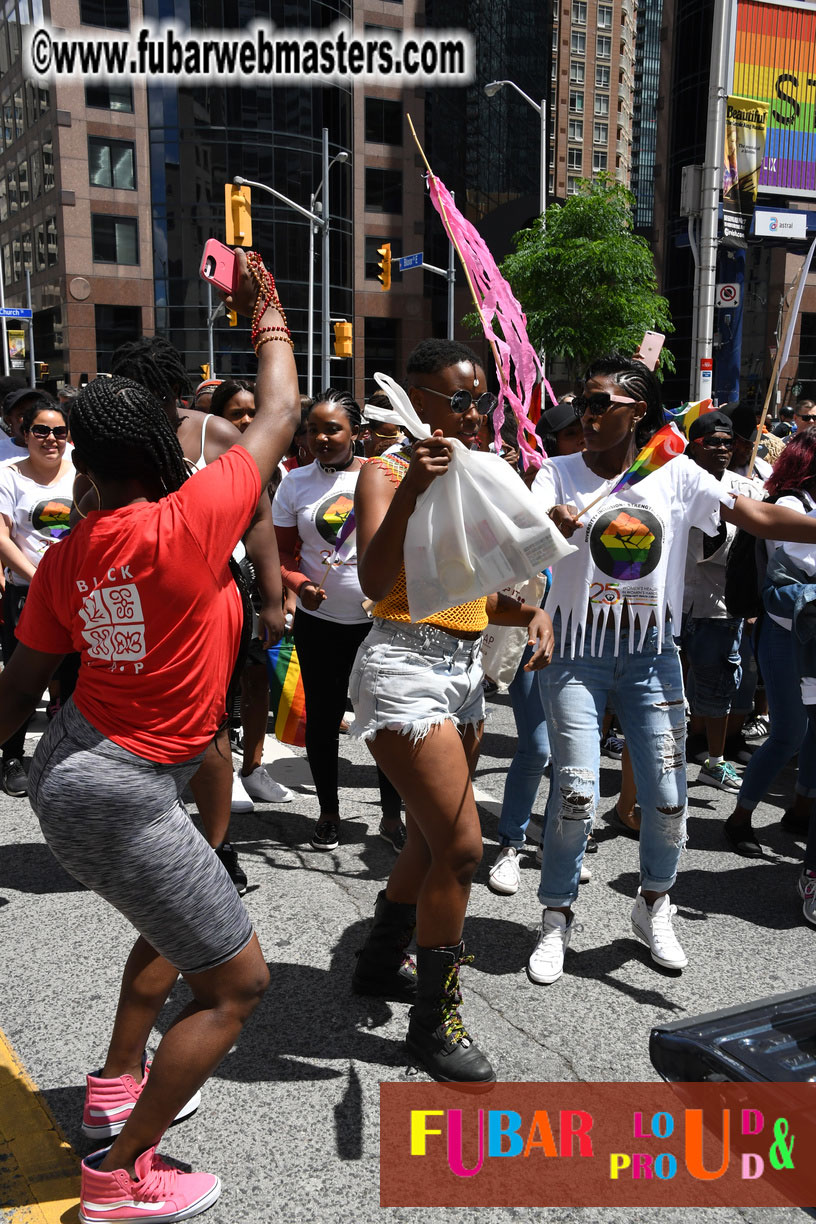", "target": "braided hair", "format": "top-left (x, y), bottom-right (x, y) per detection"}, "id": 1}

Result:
top-left (583, 354), bottom-right (664, 449)
top-left (70, 376), bottom-right (189, 492)
top-left (310, 387), bottom-right (362, 431)
top-left (110, 337), bottom-right (191, 404)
